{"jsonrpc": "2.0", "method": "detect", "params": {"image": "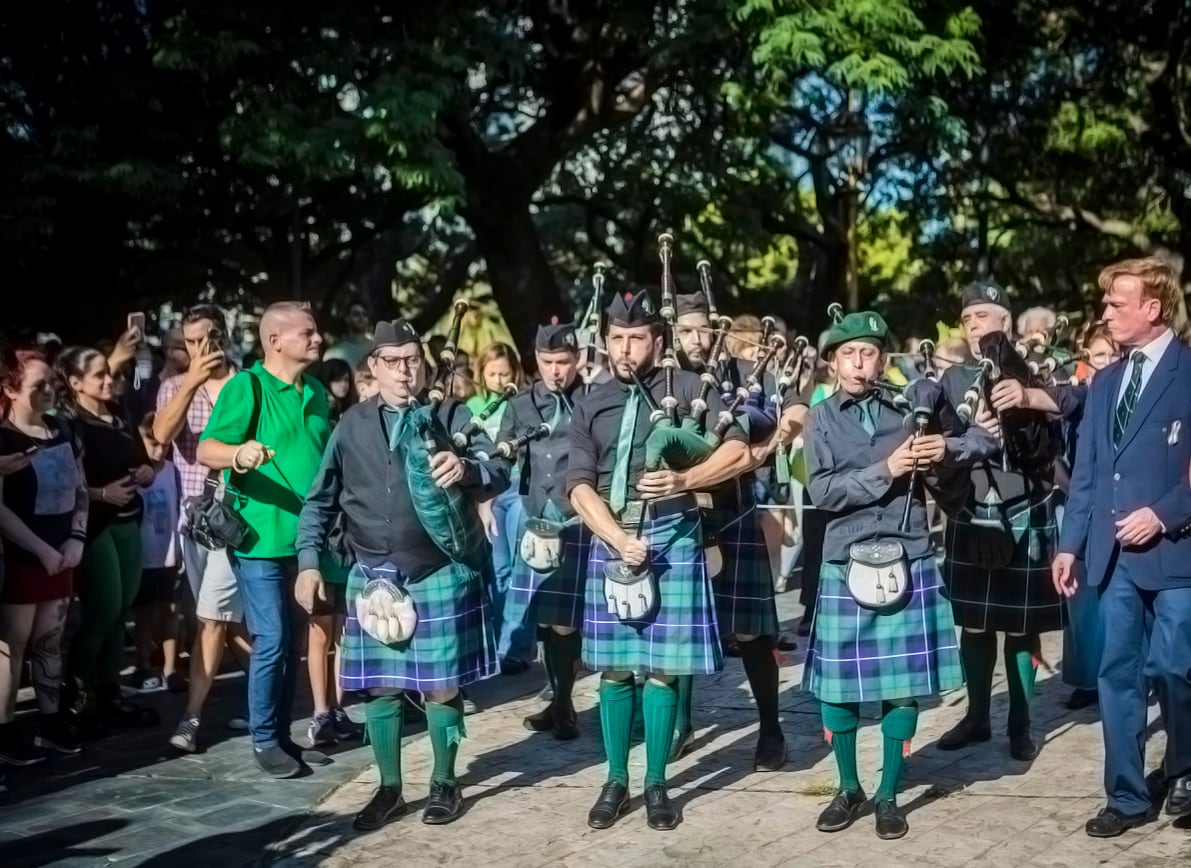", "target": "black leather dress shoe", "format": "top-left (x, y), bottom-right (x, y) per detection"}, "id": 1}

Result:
top-left (937, 716), bottom-right (991, 751)
top-left (1008, 728), bottom-right (1040, 761)
top-left (644, 785), bottom-right (679, 830)
top-left (816, 788), bottom-right (866, 832)
top-left (1165, 774), bottom-right (1191, 817)
top-left (522, 705), bottom-right (554, 732)
top-left (587, 781), bottom-right (630, 830)
top-left (1085, 807), bottom-right (1148, 838)
top-left (422, 780), bottom-right (463, 825)
top-left (553, 702), bottom-right (579, 741)
top-left (874, 799), bottom-right (909, 840)
top-left (1065, 688), bottom-right (1098, 710)
top-left (753, 730), bottom-right (787, 772)
top-left (668, 726), bottom-right (695, 762)
top-left (353, 786), bottom-right (406, 831)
